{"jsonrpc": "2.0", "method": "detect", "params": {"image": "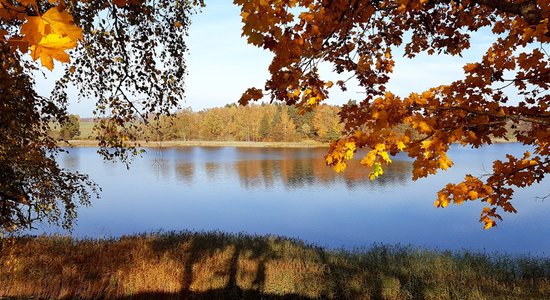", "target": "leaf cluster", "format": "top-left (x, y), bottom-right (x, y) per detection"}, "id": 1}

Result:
top-left (0, 44), bottom-right (97, 233)
top-left (0, 0), bottom-right (202, 232)
top-left (236, 0), bottom-right (550, 228)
